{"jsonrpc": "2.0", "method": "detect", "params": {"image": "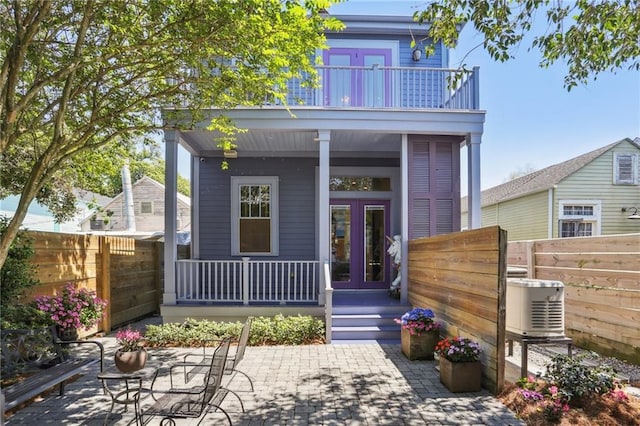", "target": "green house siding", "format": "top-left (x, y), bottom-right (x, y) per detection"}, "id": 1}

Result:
top-left (553, 141), bottom-right (640, 237)
top-left (481, 205), bottom-right (498, 227)
top-left (490, 191), bottom-right (549, 241)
